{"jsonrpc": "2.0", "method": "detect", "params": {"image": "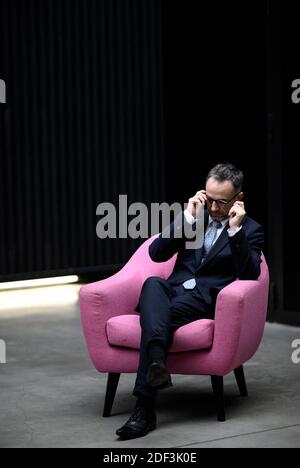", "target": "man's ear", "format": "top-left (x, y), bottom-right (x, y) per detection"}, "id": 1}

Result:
top-left (237, 192), bottom-right (244, 201)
